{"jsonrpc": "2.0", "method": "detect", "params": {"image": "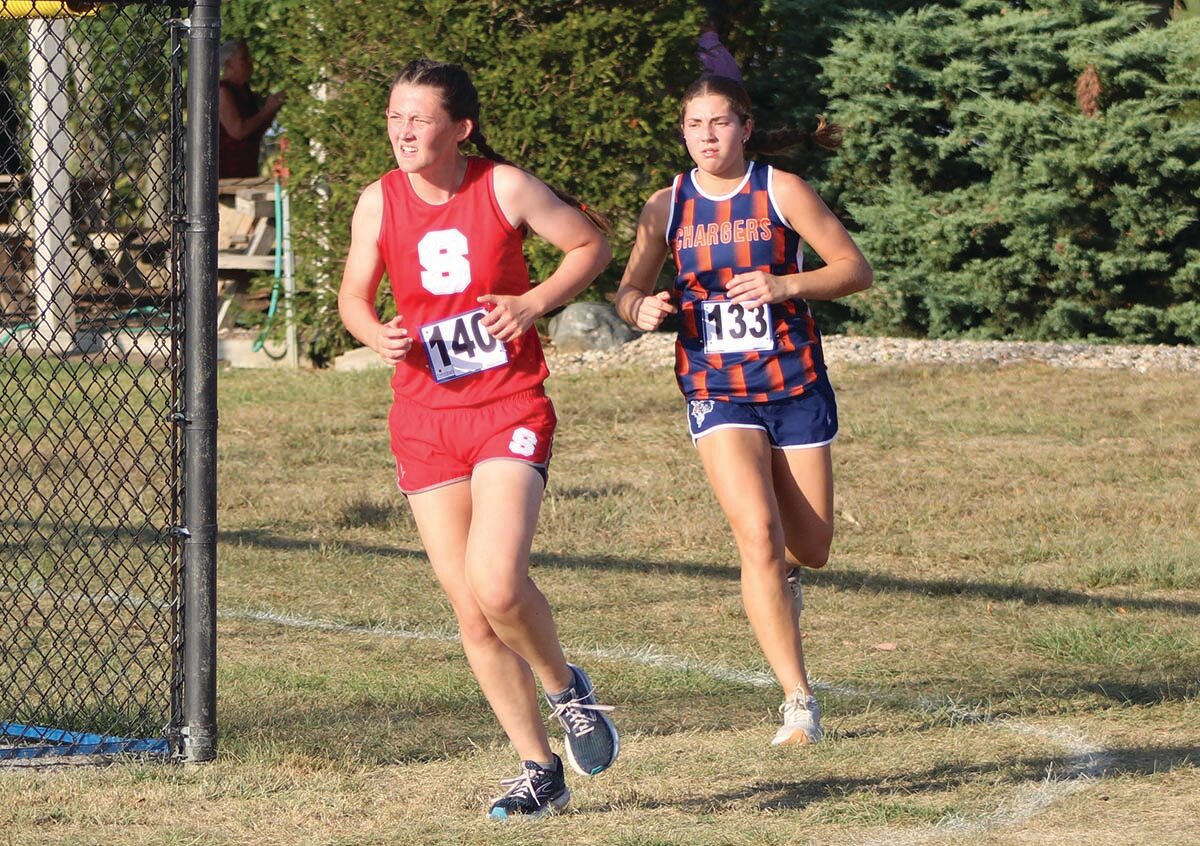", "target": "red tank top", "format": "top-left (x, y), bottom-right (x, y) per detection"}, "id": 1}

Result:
top-left (378, 157), bottom-right (548, 409)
